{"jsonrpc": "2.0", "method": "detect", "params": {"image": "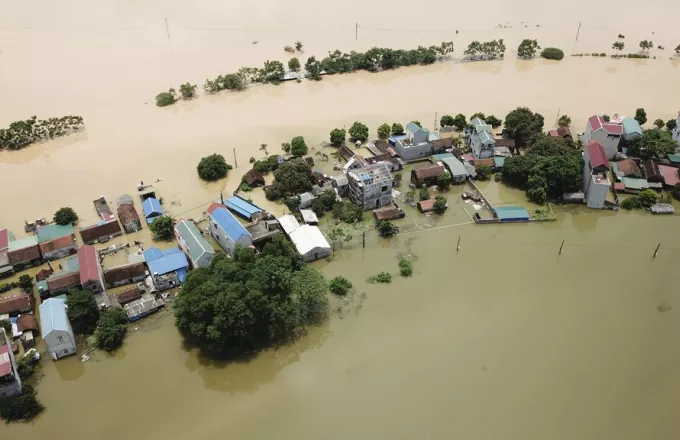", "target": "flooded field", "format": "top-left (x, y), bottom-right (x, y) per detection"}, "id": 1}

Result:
top-left (2, 0), bottom-right (680, 438)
